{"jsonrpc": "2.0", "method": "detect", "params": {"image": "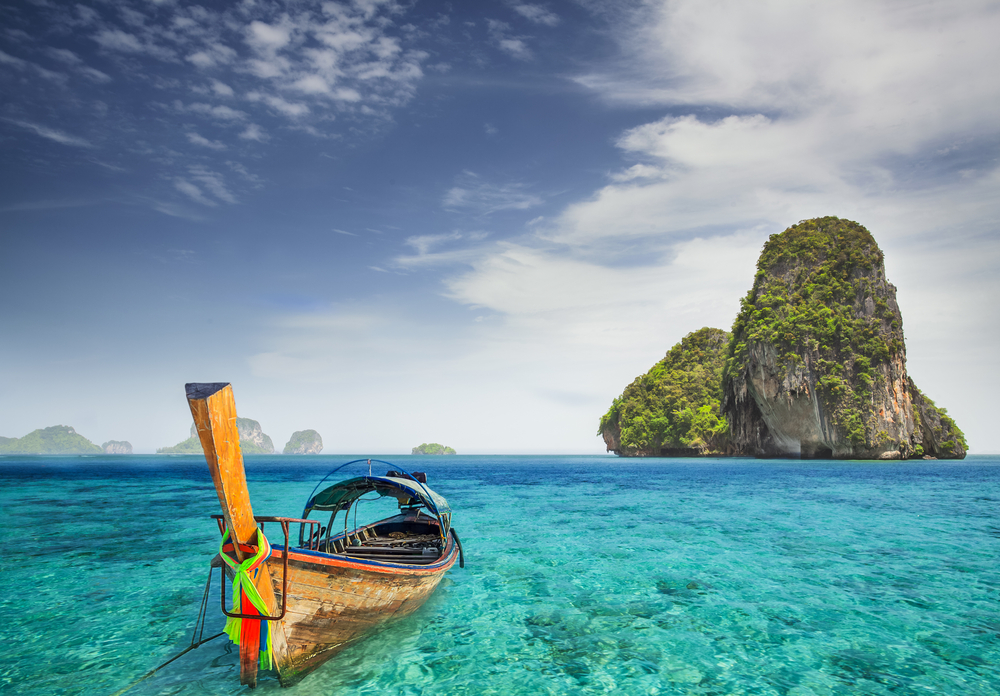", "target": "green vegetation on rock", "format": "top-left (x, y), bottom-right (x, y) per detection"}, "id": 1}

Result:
top-left (908, 378), bottom-right (968, 458)
top-left (156, 437), bottom-right (203, 454)
top-left (0, 425), bottom-right (102, 454)
top-left (599, 327), bottom-right (730, 456)
top-left (412, 443), bottom-right (456, 455)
